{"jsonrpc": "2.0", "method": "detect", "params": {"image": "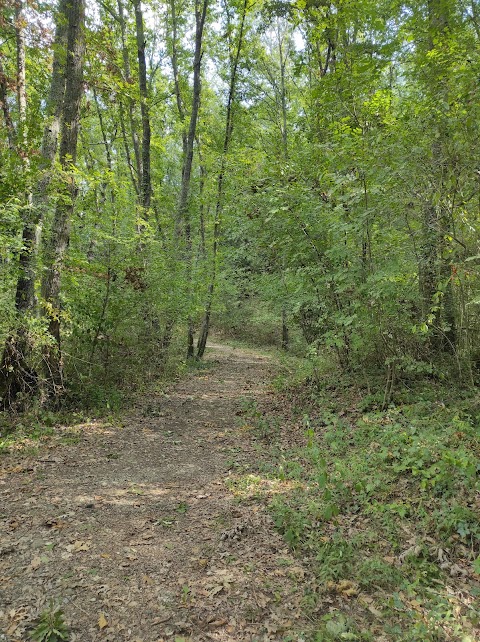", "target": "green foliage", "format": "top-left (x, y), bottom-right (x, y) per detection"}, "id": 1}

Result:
top-left (248, 355), bottom-right (480, 640)
top-left (313, 612), bottom-right (371, 641)
top-left (2, 0), bottom-right (480, 409)
top-left (30, 602), bottom-right (69, 642)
